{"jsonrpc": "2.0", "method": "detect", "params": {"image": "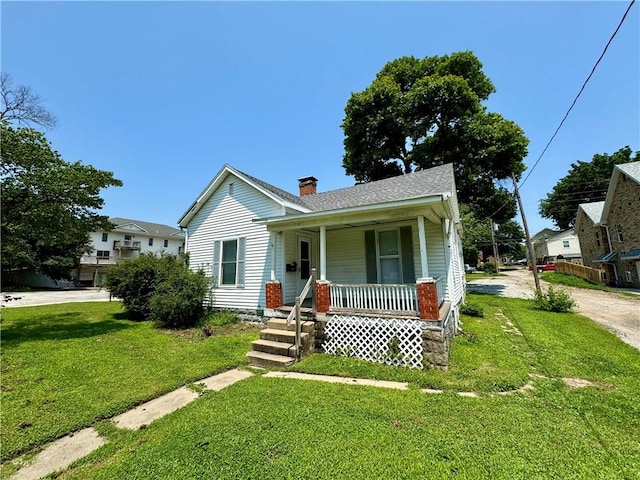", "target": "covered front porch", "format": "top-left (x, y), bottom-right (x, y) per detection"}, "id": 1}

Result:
top-left (258, 195), bottom-right (463, 322)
